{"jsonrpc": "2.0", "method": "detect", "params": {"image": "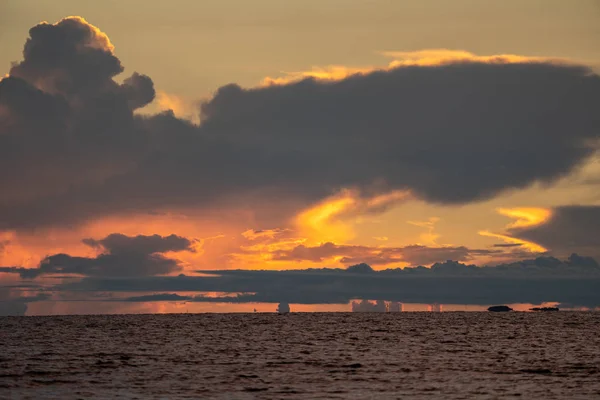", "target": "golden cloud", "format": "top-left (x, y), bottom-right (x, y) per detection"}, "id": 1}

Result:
top-left (496, 207), bottom-right (553, 229)
top-left (478, 207), bottom-right (552, 253)
top-left (262, 49), bottom-right (572, 86)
